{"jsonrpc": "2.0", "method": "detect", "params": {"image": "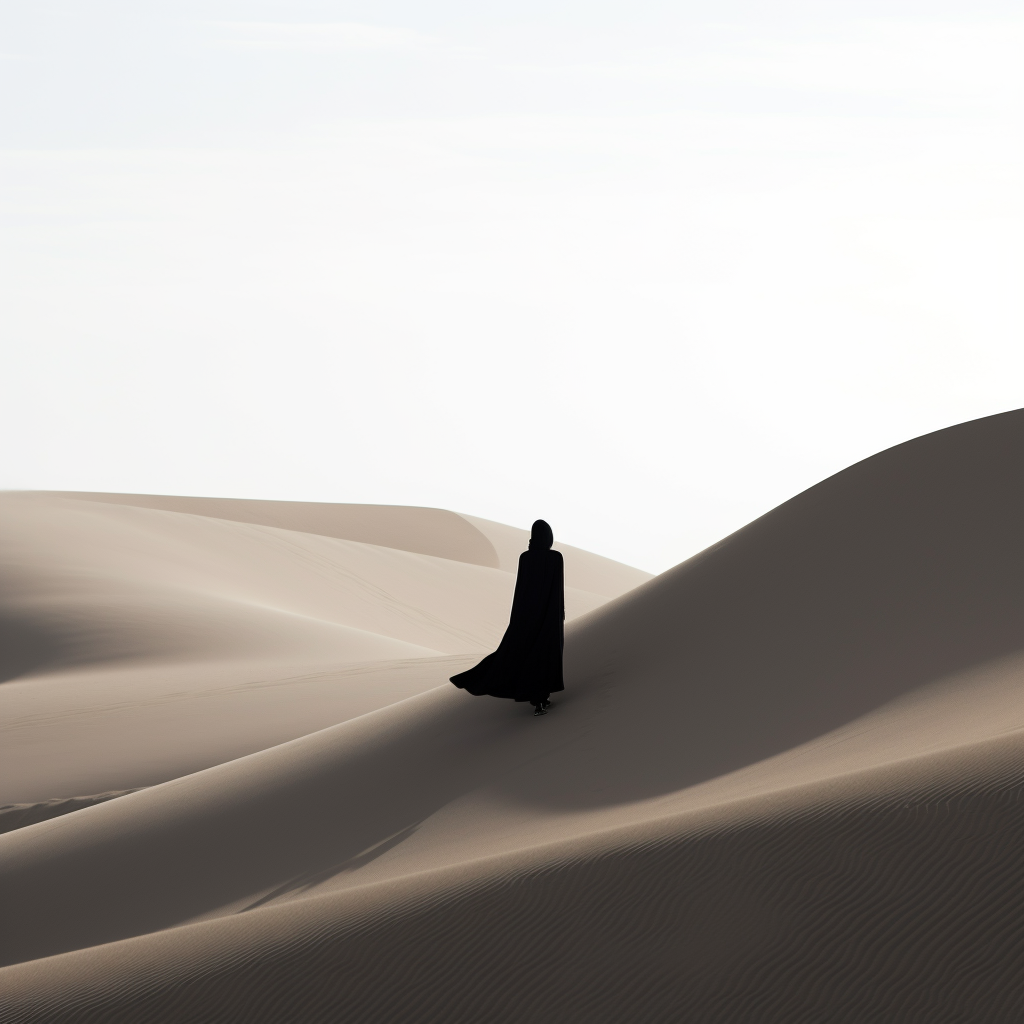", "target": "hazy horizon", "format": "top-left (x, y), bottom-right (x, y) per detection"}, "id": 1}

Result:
top-left (2, 1), bottom-right (1021, 572)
